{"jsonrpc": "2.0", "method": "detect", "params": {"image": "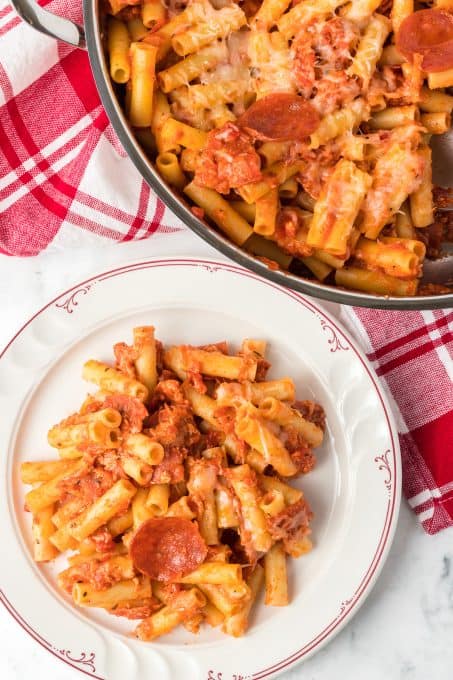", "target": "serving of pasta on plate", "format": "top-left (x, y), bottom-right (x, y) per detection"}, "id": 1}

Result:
top-left (20, 325), bottom-right (325, 640)
top-left (103, 0), bottom-right (453, 298)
